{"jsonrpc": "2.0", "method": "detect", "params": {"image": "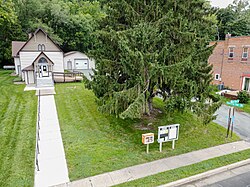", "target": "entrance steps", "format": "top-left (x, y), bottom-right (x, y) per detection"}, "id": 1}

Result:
top-left (36, 77), bottom-right (54, 88)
